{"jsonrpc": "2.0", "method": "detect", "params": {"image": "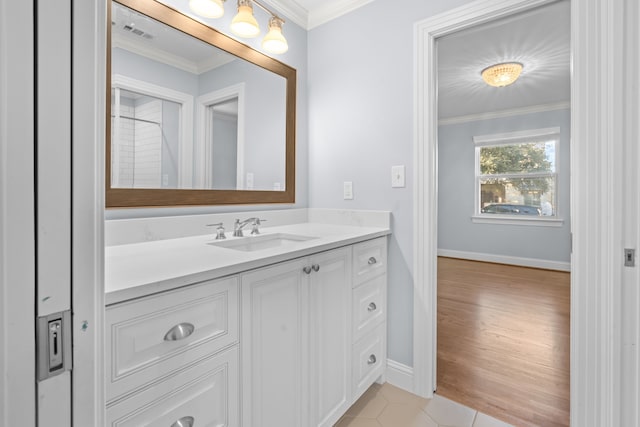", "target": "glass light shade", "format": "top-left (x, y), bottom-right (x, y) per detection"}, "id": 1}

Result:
top-left (189, 0), bottom-right (225, 18)
top-left (262, 18), bottom-right (288, 54)
top-left (230, 4), bottom-right (260, 38)
top-left (481, 62), bottom-right (523, 87)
